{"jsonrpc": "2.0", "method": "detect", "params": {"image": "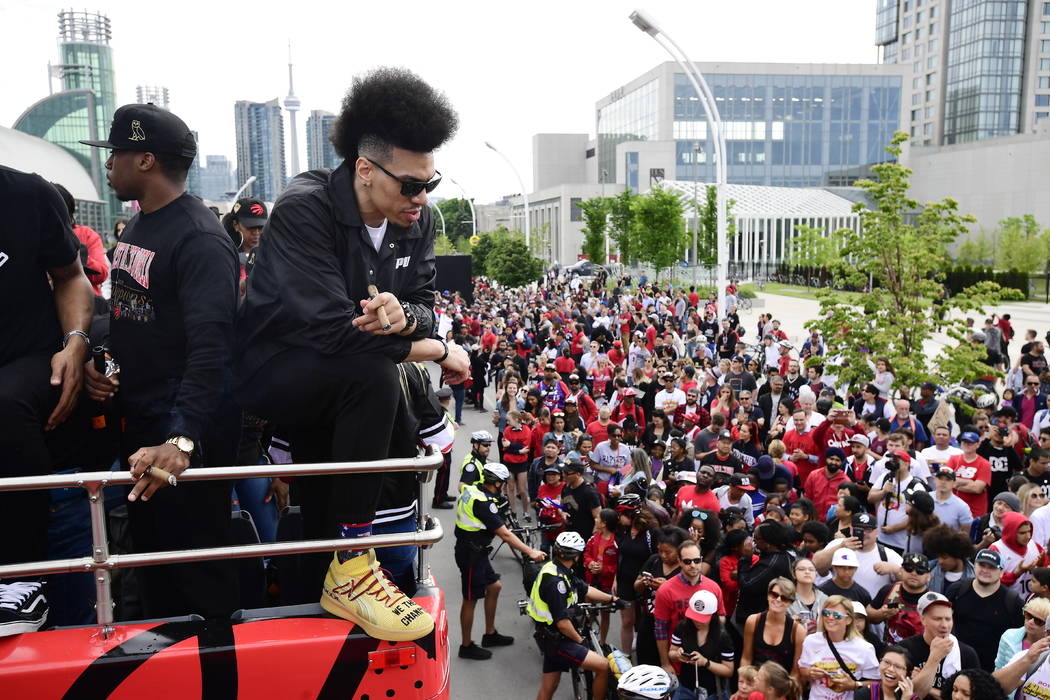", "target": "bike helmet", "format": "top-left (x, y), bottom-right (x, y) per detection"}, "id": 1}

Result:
top-left (481, 462), bottom-right (511, 484)
top-left (617, 665), bottom-right (678, 700)
top-left (976, 392), bottom-right (997, 409)
top-left (615, 493), bottom-right (643, 514)
top-left (553, 531), bottom-right (586, 558)
top-left (470, 430), bottom-right (494, 443)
